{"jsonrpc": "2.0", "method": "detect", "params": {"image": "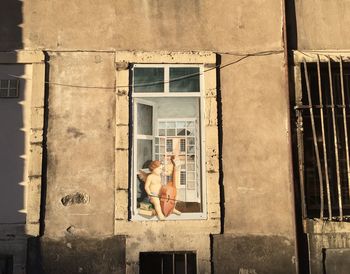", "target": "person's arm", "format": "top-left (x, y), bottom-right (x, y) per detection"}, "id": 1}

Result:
top-left (145, 175), bottom-right (152, 196)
